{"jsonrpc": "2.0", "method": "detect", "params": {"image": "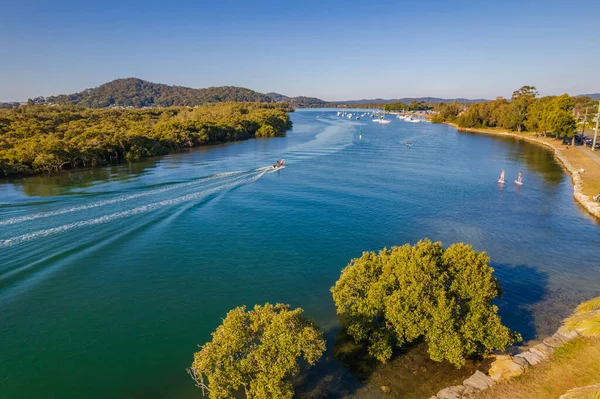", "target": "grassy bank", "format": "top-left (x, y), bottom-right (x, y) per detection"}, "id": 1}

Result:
top-left (473, 337), bottom-right (600, 399)
top-left (445, 122), bottom-right (600, 220)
